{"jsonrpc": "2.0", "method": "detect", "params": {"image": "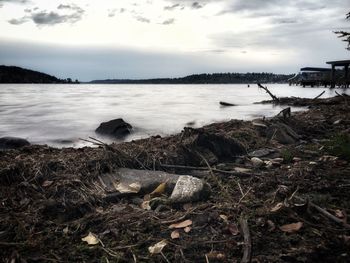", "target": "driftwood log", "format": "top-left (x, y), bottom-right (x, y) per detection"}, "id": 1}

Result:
top-left (220, 101), bottom-right (236, 106)
top-left (257, 83), bottom-right (280, 103)
top-left (312, 90), bottom-right (325, 100)
top-left (239, 218), bottom-right (252, 263)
